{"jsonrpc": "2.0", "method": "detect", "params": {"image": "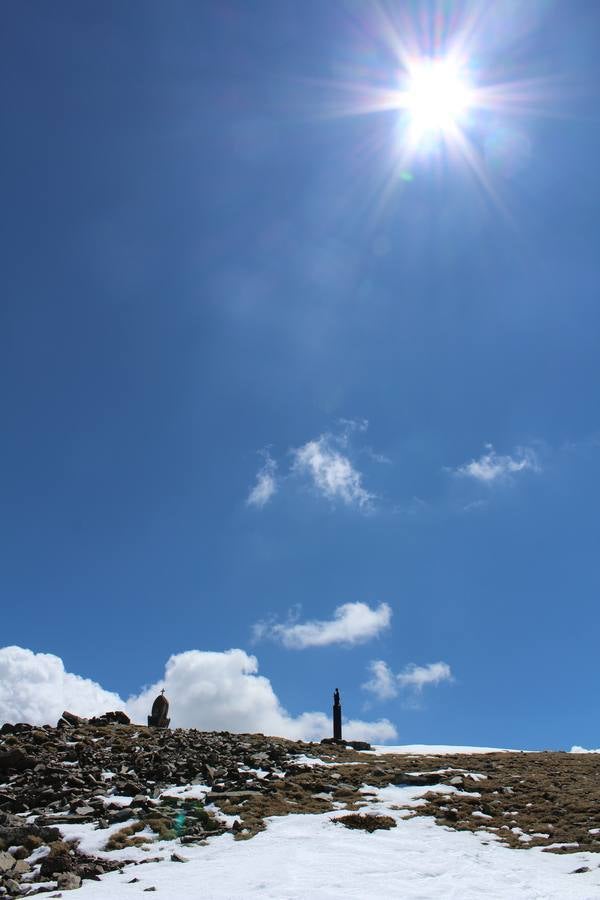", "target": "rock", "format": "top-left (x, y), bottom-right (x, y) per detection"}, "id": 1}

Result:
top-left (170, 852), bottom-right (189, 863)
top-left (346, 741), bottom-right (372, 751)
top-left (391, 773), bottom-right (442, 787)
top-left (11, 860), bottom-right (30, 876)
top-left (4, 878), bottom-right (21, 895)
top-left (57, 872), bottom-right (82, 890)
top-left (571, 866), bottom-right (591, 874)
top-left (61, 712), bottom-right (86, 727)
top-left (0, 851), bottom-right (15, 873)
top-left (88, 711), bottom-right (130, 726)
top-left (0, 749), bottom-right (35, 773)
top-left (40, 851), bottom-right (74, 878)
top-left (0, 815), bottom-right (60, 846)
